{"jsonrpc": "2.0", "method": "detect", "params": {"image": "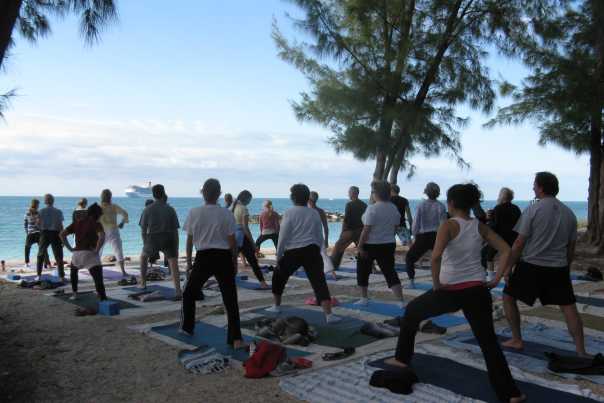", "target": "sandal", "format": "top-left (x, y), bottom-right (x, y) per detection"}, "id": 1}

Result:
top-left (322, 347), bottom-right (355, 361)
